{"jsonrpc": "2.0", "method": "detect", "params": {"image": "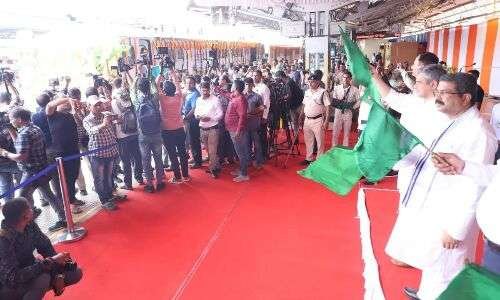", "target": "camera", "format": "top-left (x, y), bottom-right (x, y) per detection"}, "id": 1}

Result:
top-left (117, 57), bottom-right (132, 73)
top-left (155, 47), bottom-right (174, 71)
top-left (0, 111), bottom-right (11, 130)
top-left (0, 68), bottom-right (14, 83)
